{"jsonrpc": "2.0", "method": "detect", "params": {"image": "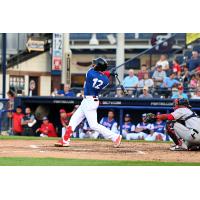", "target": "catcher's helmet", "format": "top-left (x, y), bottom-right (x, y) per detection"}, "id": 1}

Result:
top-left (173, 98), bottom-right (191, 109)
top-left (93, 57), bottom-right (108, 72)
